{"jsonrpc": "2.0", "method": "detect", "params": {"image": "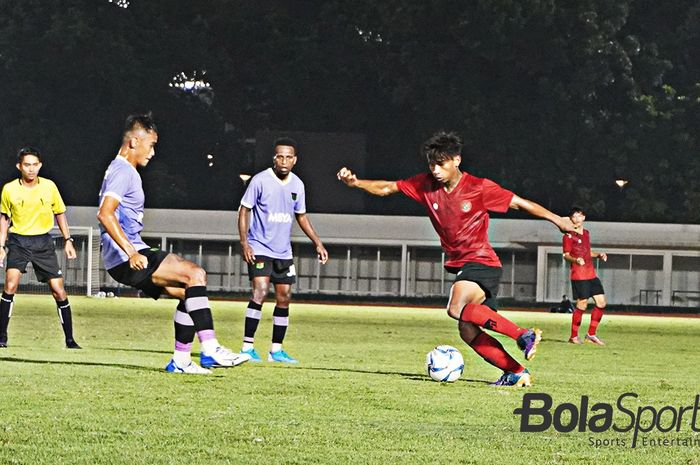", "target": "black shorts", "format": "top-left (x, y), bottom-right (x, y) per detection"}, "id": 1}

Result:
top-left (446, 262), bottom-right (502, 310)
top-left (247, 255), bottom-right (296, 285)
top-left (571, 278), bottom-right (605, 300)
top-left (6, 233), bottom-right (63, 283)
top-left (107, 248), bottom-right (170, 299)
